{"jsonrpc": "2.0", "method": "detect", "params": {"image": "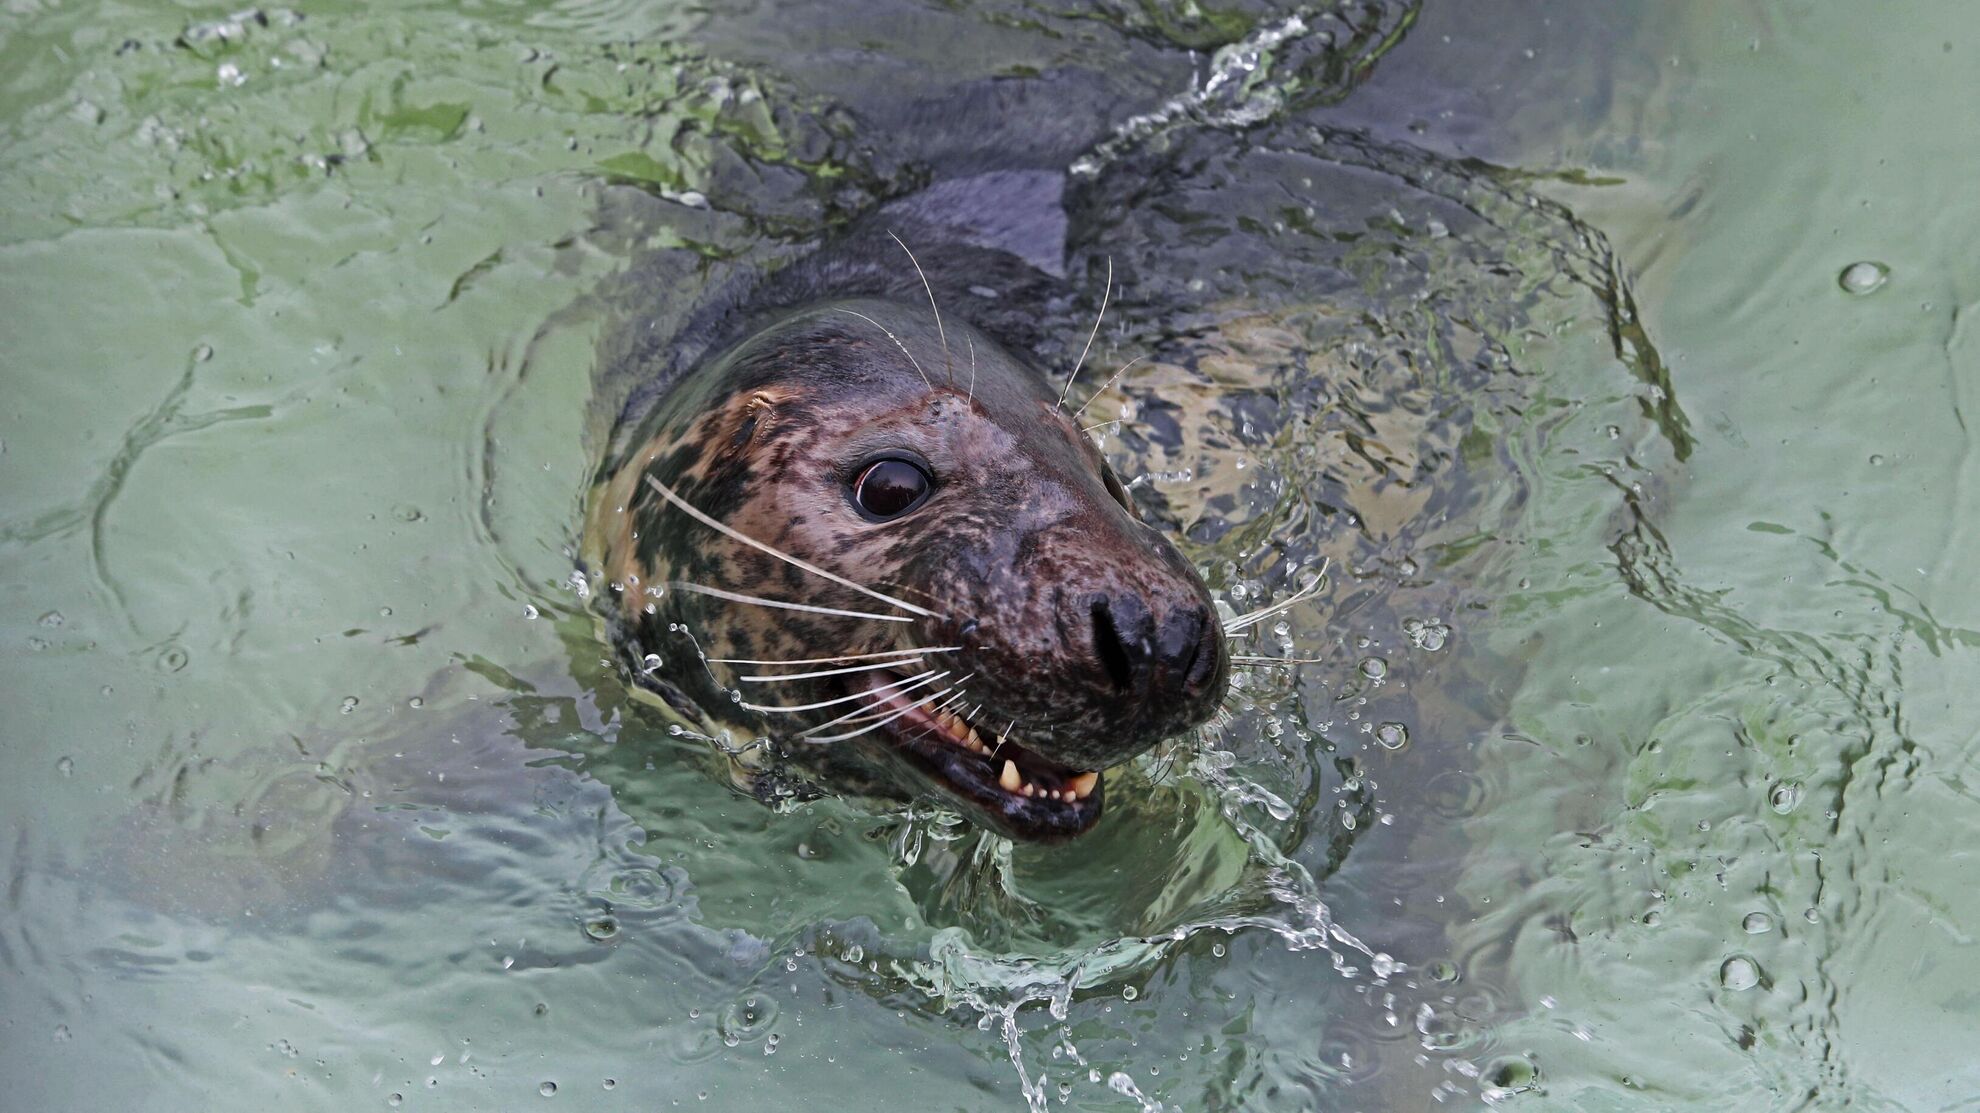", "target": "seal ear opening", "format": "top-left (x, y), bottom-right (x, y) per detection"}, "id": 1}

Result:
top-left (722, 389), bottom-right (786, 459)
